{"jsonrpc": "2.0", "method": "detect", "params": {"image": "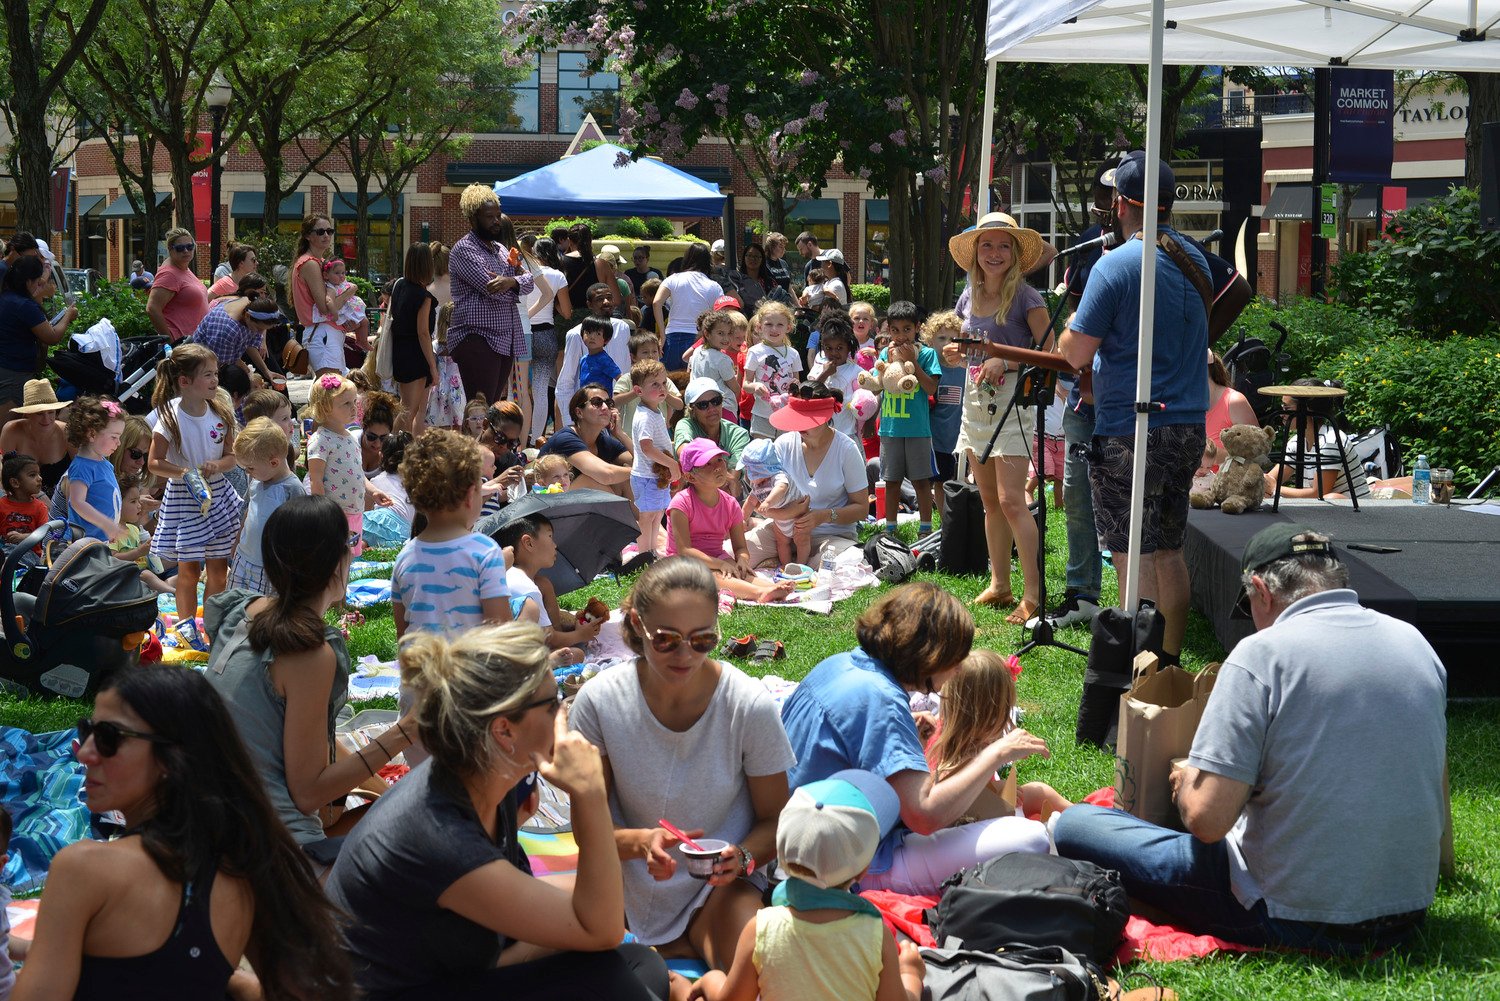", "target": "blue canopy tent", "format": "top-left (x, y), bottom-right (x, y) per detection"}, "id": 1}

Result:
top-left (492, 143), bottom-right (726, 218)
